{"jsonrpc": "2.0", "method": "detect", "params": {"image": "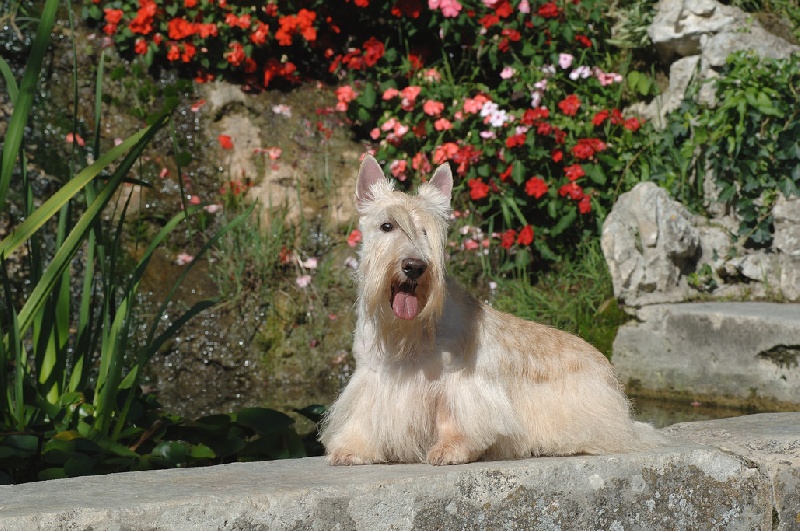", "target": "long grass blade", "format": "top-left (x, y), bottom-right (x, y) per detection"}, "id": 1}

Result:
top-left (0, 126), bottom-right (157, 261)
top-left (0, 57), bottom-right (18, 103)
top-left (0, 0), bottom-right (59, 208)
top-left (10, 112), bottom-right (170, 338)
